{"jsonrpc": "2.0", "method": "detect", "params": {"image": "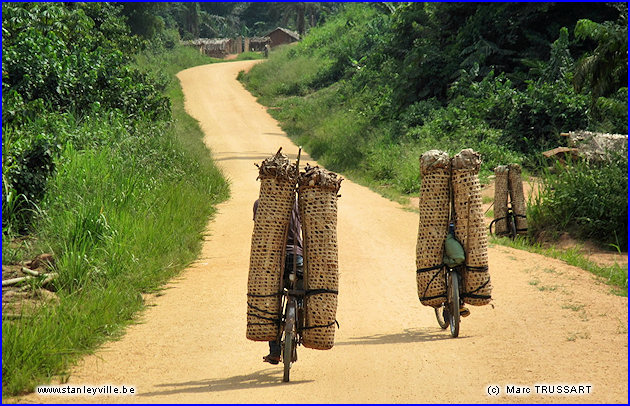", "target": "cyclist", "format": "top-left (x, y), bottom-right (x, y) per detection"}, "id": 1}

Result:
top-left (253, 198), bottom-right (303, 364)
